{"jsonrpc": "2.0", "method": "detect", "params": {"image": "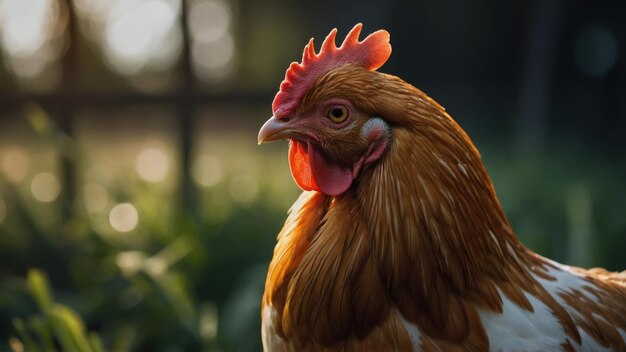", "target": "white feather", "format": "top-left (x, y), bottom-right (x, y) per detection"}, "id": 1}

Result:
top-left (479, 289), bottom-right (566, 352)
top-left (532, 260), bottom-right (617, 351)
top-left (396, 308), bottom-right (422, 351)
top-left (262, 305), bottom-right (293, 352)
